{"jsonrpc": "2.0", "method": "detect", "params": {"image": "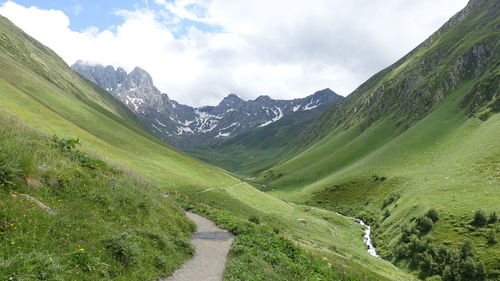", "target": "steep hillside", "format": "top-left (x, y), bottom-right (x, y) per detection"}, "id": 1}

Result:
top-left (0, 15), bottom-right (414, 281)
top-left (72, 61), bottom-right (343, 149)
top-left (293, 0), bottom-right (499, 149)
top-left (0, 120), bottom-right (195, 281)
top-left (260, 0), bottom-right (499, 280)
